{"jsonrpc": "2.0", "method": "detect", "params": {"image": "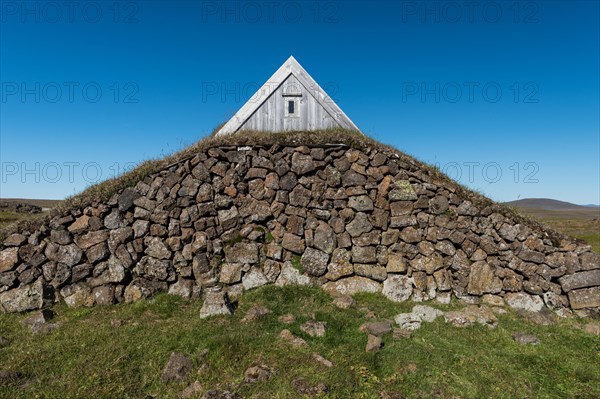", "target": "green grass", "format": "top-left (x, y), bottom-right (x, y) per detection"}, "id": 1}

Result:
top-left (1, 286), bottom-right (599, 399)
